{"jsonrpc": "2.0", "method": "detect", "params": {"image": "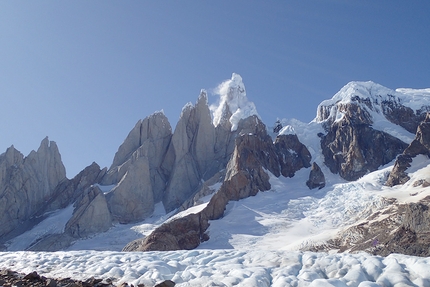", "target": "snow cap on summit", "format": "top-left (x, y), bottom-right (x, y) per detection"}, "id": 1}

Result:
top-left (316, 81), bottom-right (430, 124)
top-left (211, 73), bottom-right (259, 131)
top-left (278, 125), bottom-right (296, 135)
